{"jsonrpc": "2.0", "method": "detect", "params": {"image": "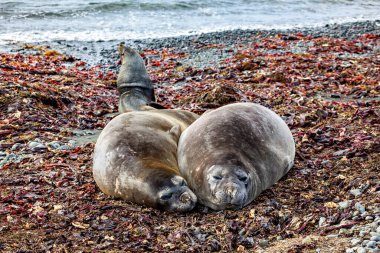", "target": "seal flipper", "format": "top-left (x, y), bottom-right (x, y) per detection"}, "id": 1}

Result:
top-left (169, 125), bottom-right (181, 140)
top-left (117, 43), bottom-right (156, 112)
